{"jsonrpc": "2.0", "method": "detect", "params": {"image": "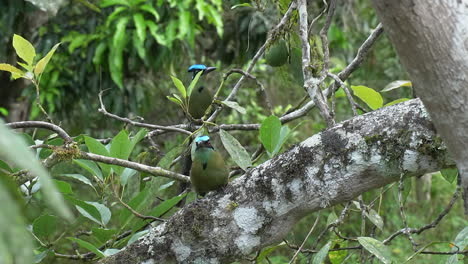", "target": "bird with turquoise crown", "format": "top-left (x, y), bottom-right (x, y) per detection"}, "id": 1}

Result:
top-left (187, 64), bottom-right (216, 119)
top-left (190, 135), bottom-right (229, 196)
